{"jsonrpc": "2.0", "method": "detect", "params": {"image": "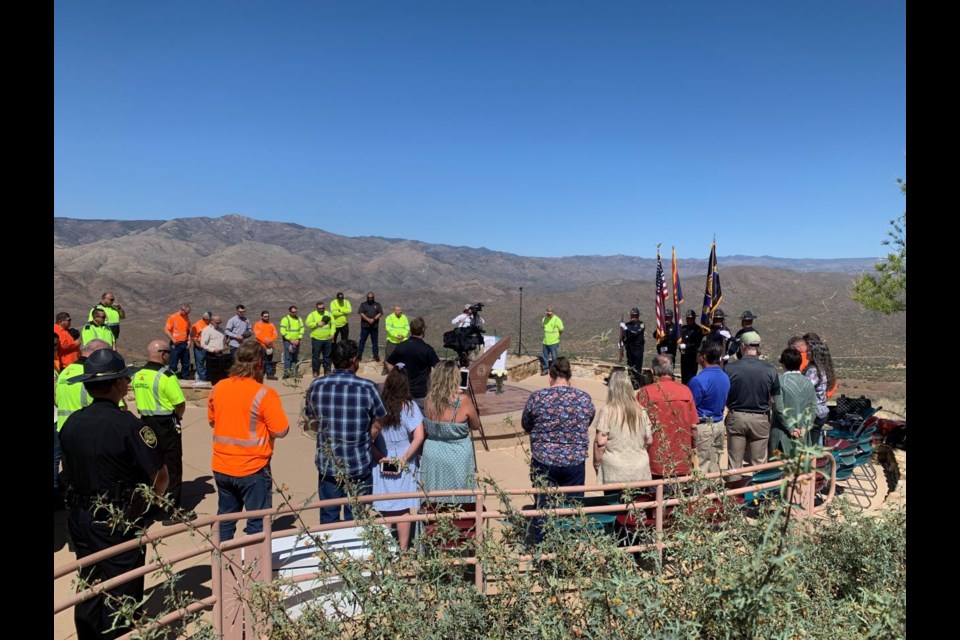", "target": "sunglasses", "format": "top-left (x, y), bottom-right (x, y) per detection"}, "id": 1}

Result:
top-left (158, 349), bottom-right (171, 354)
